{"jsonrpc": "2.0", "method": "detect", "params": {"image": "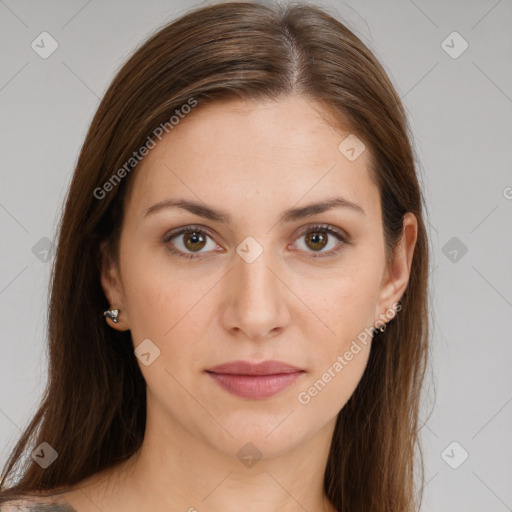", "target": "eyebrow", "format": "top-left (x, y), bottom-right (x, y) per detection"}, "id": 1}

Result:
top-left (144, 196), bottom-right (365, 223)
